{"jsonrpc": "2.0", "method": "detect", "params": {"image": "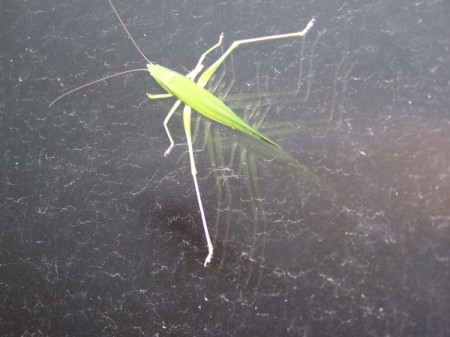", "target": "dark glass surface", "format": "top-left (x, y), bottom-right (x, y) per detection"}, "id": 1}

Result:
top-left (1, 0), bottom-right (449, 336)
